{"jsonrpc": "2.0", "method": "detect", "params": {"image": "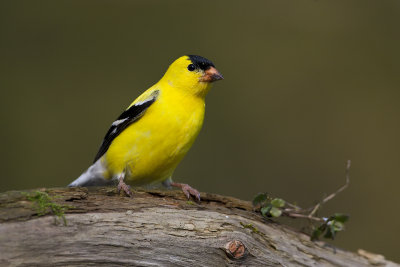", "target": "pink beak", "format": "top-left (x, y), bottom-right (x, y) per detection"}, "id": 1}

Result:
top-left (200, 67), bottom-right (224, 83)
